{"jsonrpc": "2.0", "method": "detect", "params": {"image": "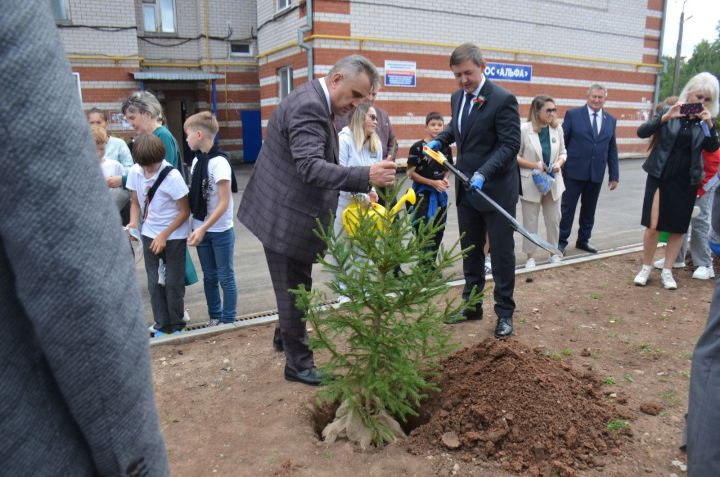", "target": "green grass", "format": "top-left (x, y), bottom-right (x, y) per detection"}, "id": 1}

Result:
top-left (544, 350), bottom-right (563, 361)
top-left (607, 419), bottom-right (629, 431)
top-left (560, 348), bottom-right (573, 357)
top-left (603, 376), bottom-right (616, 385)
top-left (659, 390), bottom-right (682, 408)
top-left (591, 294), bottom-right (603, 300)
top-left (621, 373), bottom-right (635, 383)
